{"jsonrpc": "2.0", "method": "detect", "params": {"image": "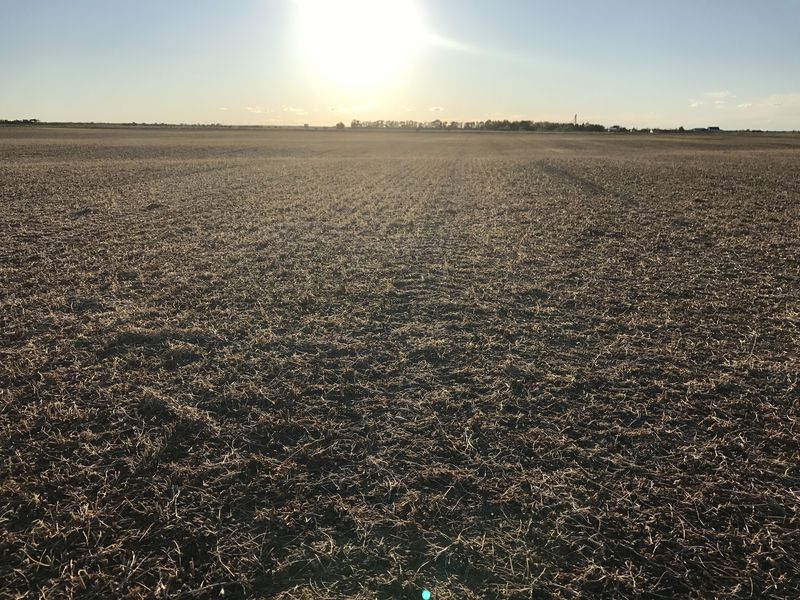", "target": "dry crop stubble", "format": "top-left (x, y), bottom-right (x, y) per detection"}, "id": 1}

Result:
top-left (1, 127), bottom-right (799, 599)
